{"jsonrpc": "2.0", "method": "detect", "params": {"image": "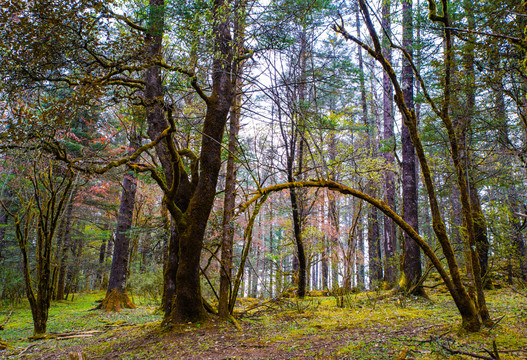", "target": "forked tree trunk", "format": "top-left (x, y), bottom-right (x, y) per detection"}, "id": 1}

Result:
top-left (141, 0), bottom-right (234, 323)
top-left (142, 0), bottom-right (235, 324)
top-left (6, 165), bottom-right (74, 336)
